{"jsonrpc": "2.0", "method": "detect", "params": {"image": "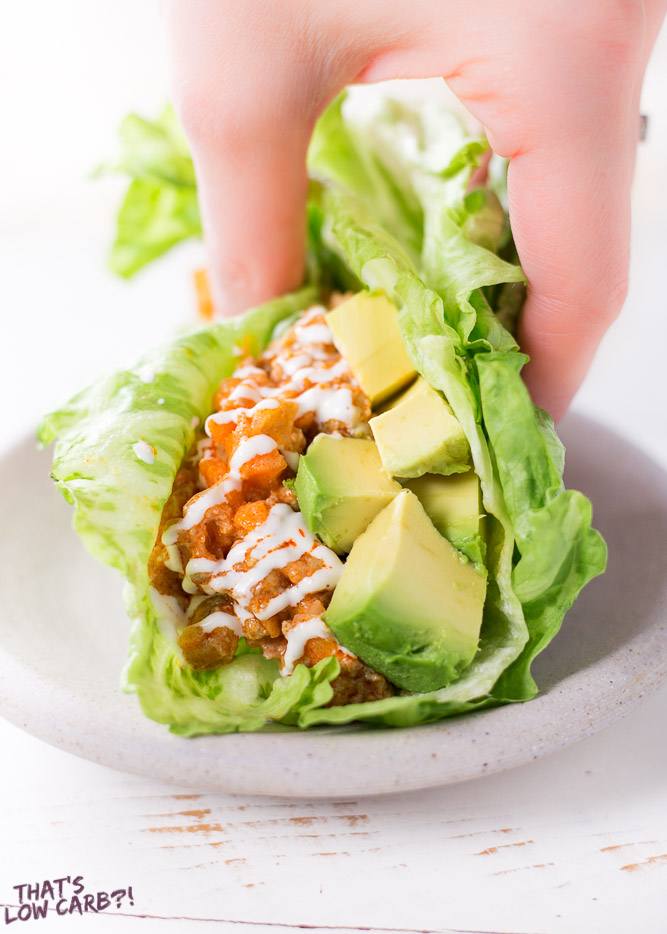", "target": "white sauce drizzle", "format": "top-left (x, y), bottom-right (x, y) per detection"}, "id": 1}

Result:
top-left (234, 365), bottom-right (266, 379)
top-left (229, 380), bottom-right (276, 403)
top-left (183, 504), bottom-right (342, 620)
top-left (164, 433), bottom-right (277, 550)
top-left (280, 353), bottom-right (312, 376)
top-left (282, 450), bottom-right (300, 472)
top-left (205, 397), bottom-right (279, 433)
top-left (164, 542), bottom-right (184, 574)
top-left (296, 386), bottom-right (358, 426)
top-left (297, 305), bottom-right (328, 324)
top-left (229, 434), bottom-right (278, 471)
top-left (262, 564), bottom-right (341, 619)
top-left (163, 484), bottom-right (230, 540)
top-left (197, 438), bottom-right (212, 459)
top-left (229, 381), bottom-right (263, 404)
top-left (282, 357), bottom-right (350, 392)
top-left (196, 610), bottom-right (245, 636)
top-left (234, 603), bottom-right (258, 626)
top-left (282, 616), bottom-right (332, 675)
top-left (293, 323), bottom-right (333, 346)
top-left (182, 557), bottom-right (221, 594)
top-left (132, 440), bottom-right (156, 465)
